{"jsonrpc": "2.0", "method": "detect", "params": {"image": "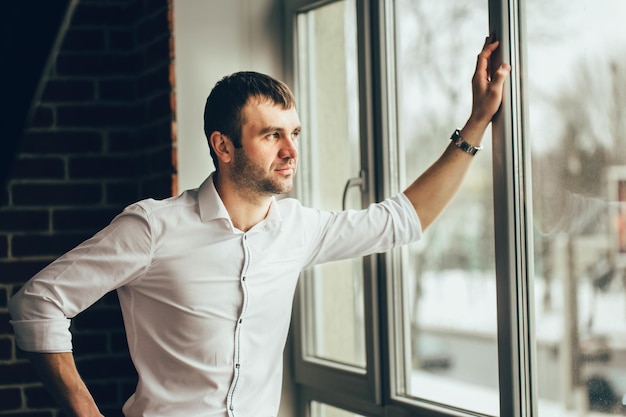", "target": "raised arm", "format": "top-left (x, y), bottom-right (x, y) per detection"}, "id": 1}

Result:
top-left (403, 36), bottom-right (511, 230)
top-left (25, 352), bottom-right (104, 417)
